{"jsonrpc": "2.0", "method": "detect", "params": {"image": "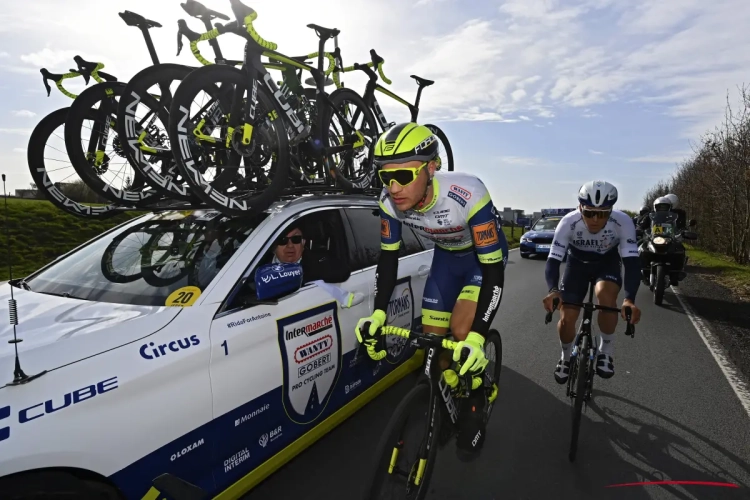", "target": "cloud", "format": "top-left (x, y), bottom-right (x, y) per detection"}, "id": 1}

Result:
top-left (12, 148), bottom-right (25, 153)
top-left (11, 110), bottom-right (36, 118)
top-left (0, 128), bottom-right (33, 136)
top-left (588, 149), bottom-right (604, 155)
top-left (627, 153), bottom-right (690, 164)
top-left (19, 47), bottom-right (78, 68)
top-left (518, 115), bottom-right (531, 121)
top-left (0, 51), bottom-right (8, 58)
